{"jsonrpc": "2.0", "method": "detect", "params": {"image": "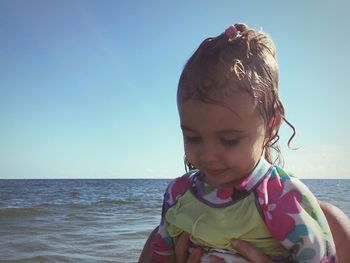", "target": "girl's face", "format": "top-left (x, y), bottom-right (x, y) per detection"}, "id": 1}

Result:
top-left (178, 91), bottom-right (269, 189)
